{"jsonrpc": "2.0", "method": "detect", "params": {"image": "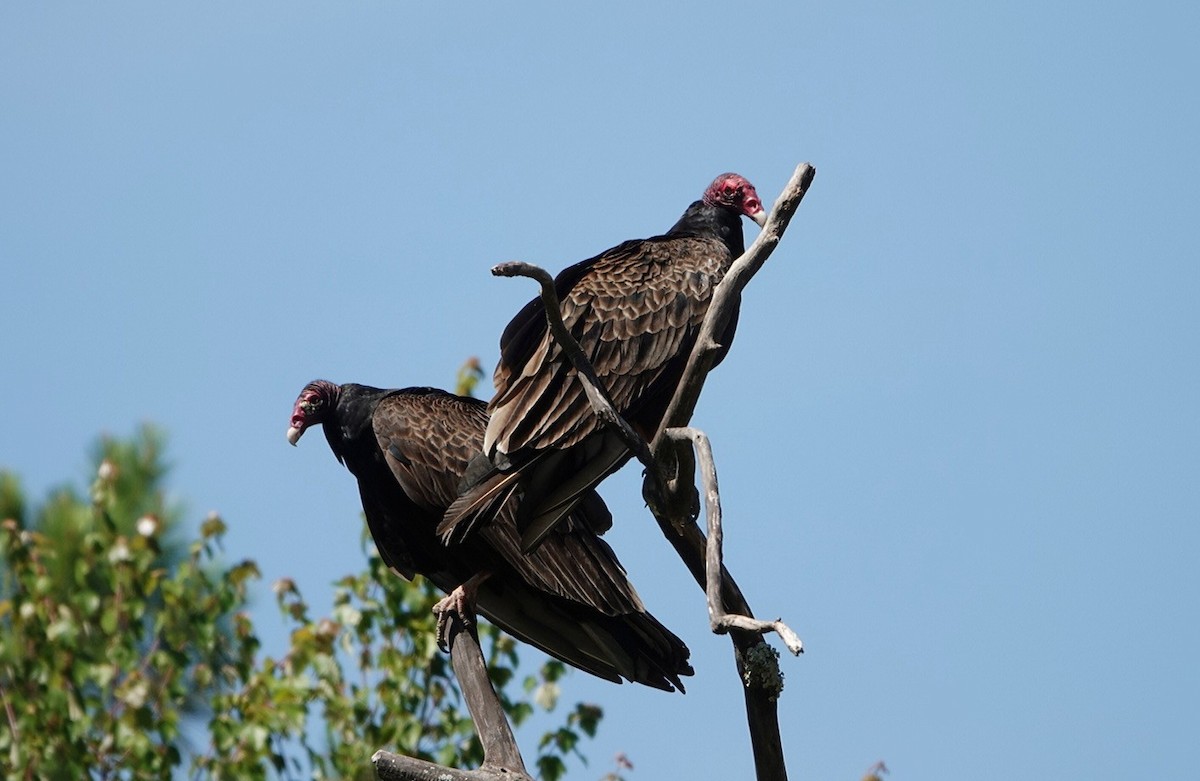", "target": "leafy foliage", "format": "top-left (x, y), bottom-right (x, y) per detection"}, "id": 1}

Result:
top-left (0, 436), bottom-right (236, 780)
top-left (0, 426), bottom-right (184, 598)
top-left (0, 431), bottom-right (603, 780)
